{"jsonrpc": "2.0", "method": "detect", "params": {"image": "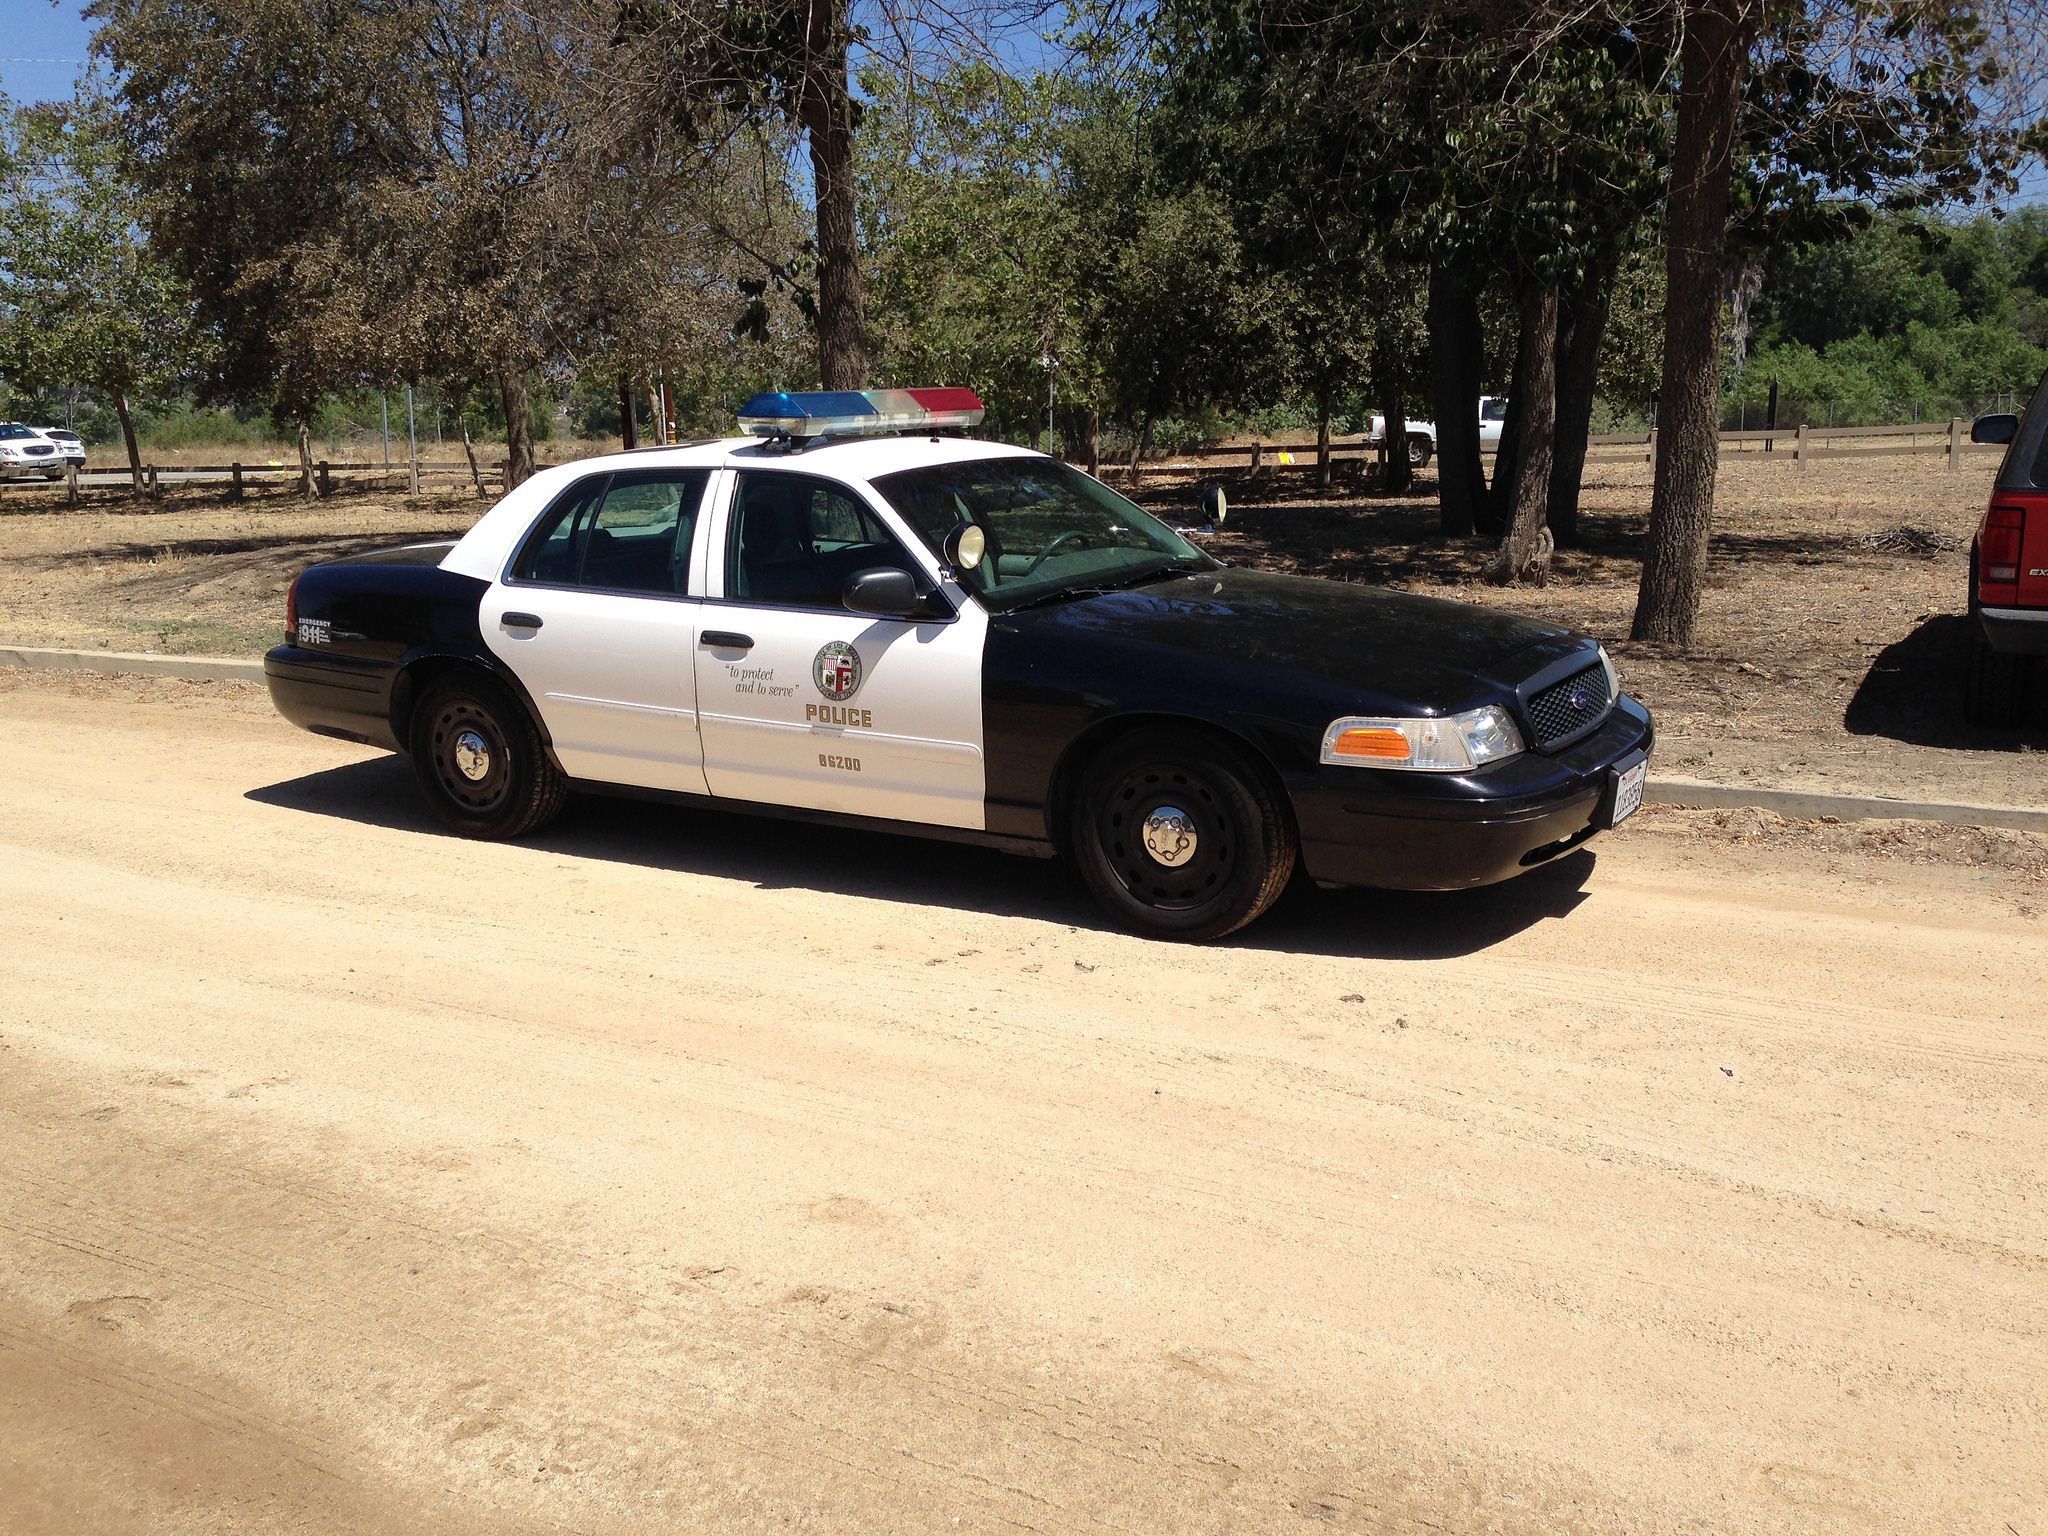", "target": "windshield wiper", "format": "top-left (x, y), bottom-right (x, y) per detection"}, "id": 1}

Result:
top-left (1005, 584), bottom-right (1118, 613)
top-left (1002, 561), bottom-right (1204, 614)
